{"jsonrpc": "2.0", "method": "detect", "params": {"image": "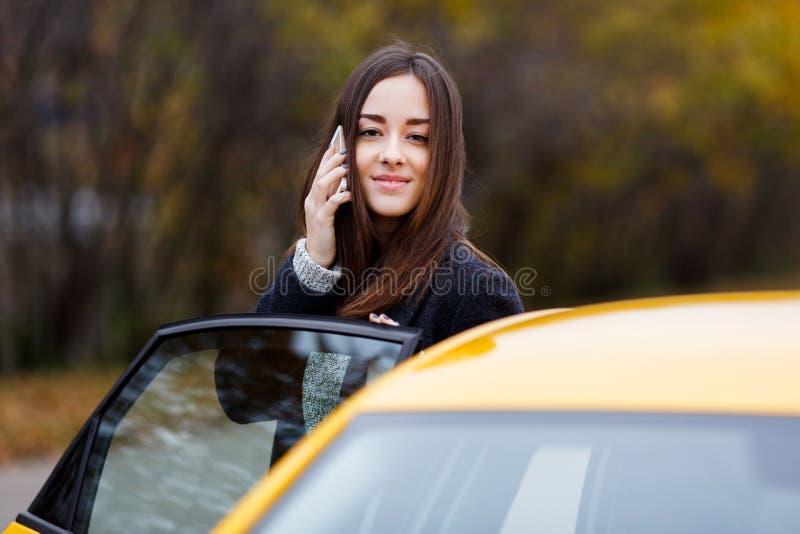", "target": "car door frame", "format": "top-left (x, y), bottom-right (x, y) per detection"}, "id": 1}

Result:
top-left (14, 313), bottom-right (421, 534)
